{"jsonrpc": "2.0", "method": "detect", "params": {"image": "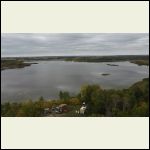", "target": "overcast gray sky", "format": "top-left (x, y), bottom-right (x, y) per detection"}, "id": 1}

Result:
top-left (1, 33), bottom-right (149, 57)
